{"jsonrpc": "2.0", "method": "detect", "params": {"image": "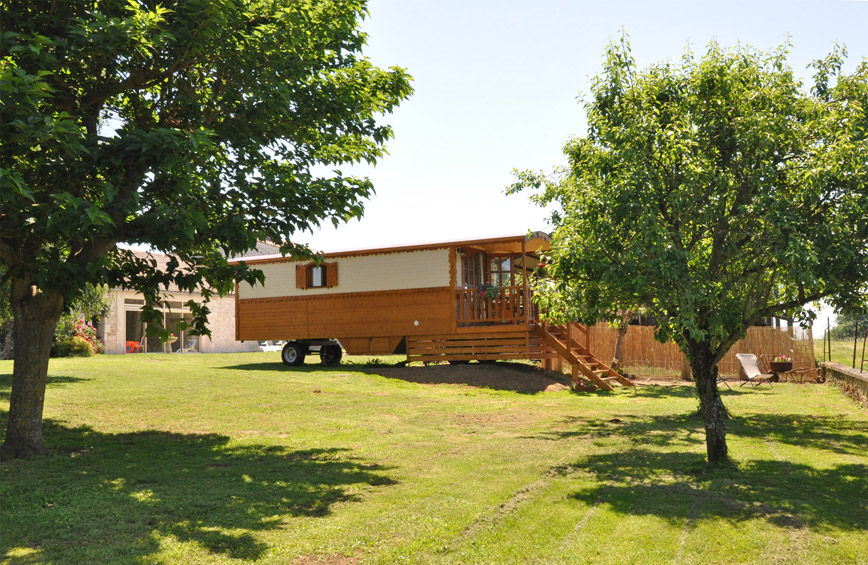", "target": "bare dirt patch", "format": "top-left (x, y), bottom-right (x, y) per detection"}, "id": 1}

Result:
top-left (362, 361), bottom-right (698, 393)
top-left (293, 555), bottom-right (359, 565)
top-left (364, 362), bottom-right (571, 393)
